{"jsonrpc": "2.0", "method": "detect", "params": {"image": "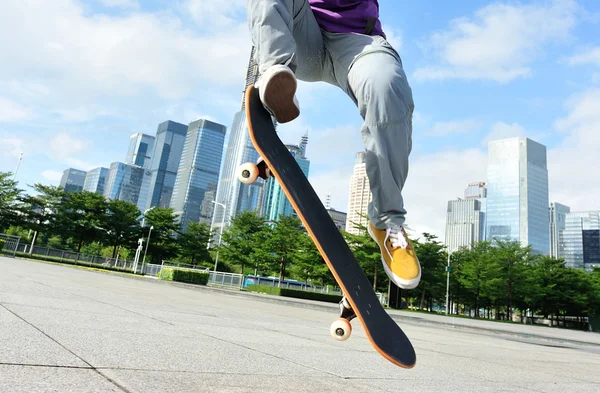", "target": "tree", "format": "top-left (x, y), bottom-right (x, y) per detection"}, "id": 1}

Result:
top-left (143, 207), bottom-right (180, 264)
top-left (178, 221), bottom-right (212, 267)
top-left (266, 215), bottom-right (304, 286)
top-left (0, 172), bottom-right (22, 231)
top-left (103, 199), bottom-right (141, 258)
top-left (56, 191), bottom-right (108, 252)
top-left (219, 211), bottom-right (269, 274)
top-left (412, 233), bottom-right (446, 310)
top-left (343, 228), bottom-right (388, 292)
top-left (16, 184), bottom-right (65, 250)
